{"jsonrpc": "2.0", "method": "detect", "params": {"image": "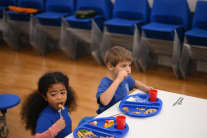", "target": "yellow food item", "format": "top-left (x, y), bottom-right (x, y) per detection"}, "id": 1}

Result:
top-left (144, 108), bottom-right (157, 114)
top-left (136, 107), bottom-right (145, 111)
top-left (104, 120), bottom-right (114, 128)
top-left (133, 112), bottom-right (141, 114)
top-left (123, 107), bottom-right (129, 112)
